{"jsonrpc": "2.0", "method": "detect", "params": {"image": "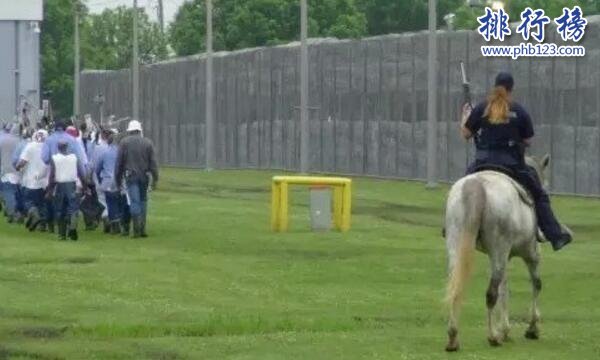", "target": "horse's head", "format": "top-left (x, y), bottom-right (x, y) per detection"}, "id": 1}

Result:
top-left (525, 154), bottom-right (551, 189)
